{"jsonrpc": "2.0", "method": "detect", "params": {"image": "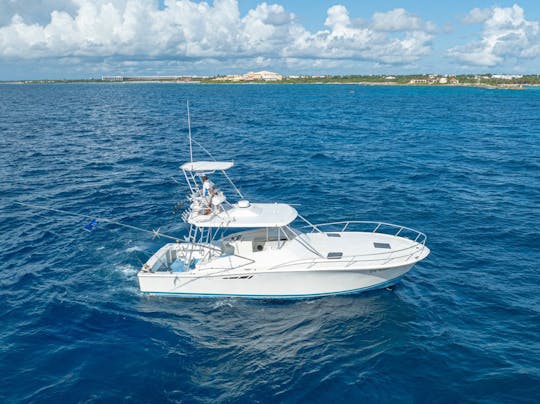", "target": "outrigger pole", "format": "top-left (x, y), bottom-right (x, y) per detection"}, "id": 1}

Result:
top-left (187, 99), bottom-right (193, 163)
top-left (15, 201), bottom-right (182, 242)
